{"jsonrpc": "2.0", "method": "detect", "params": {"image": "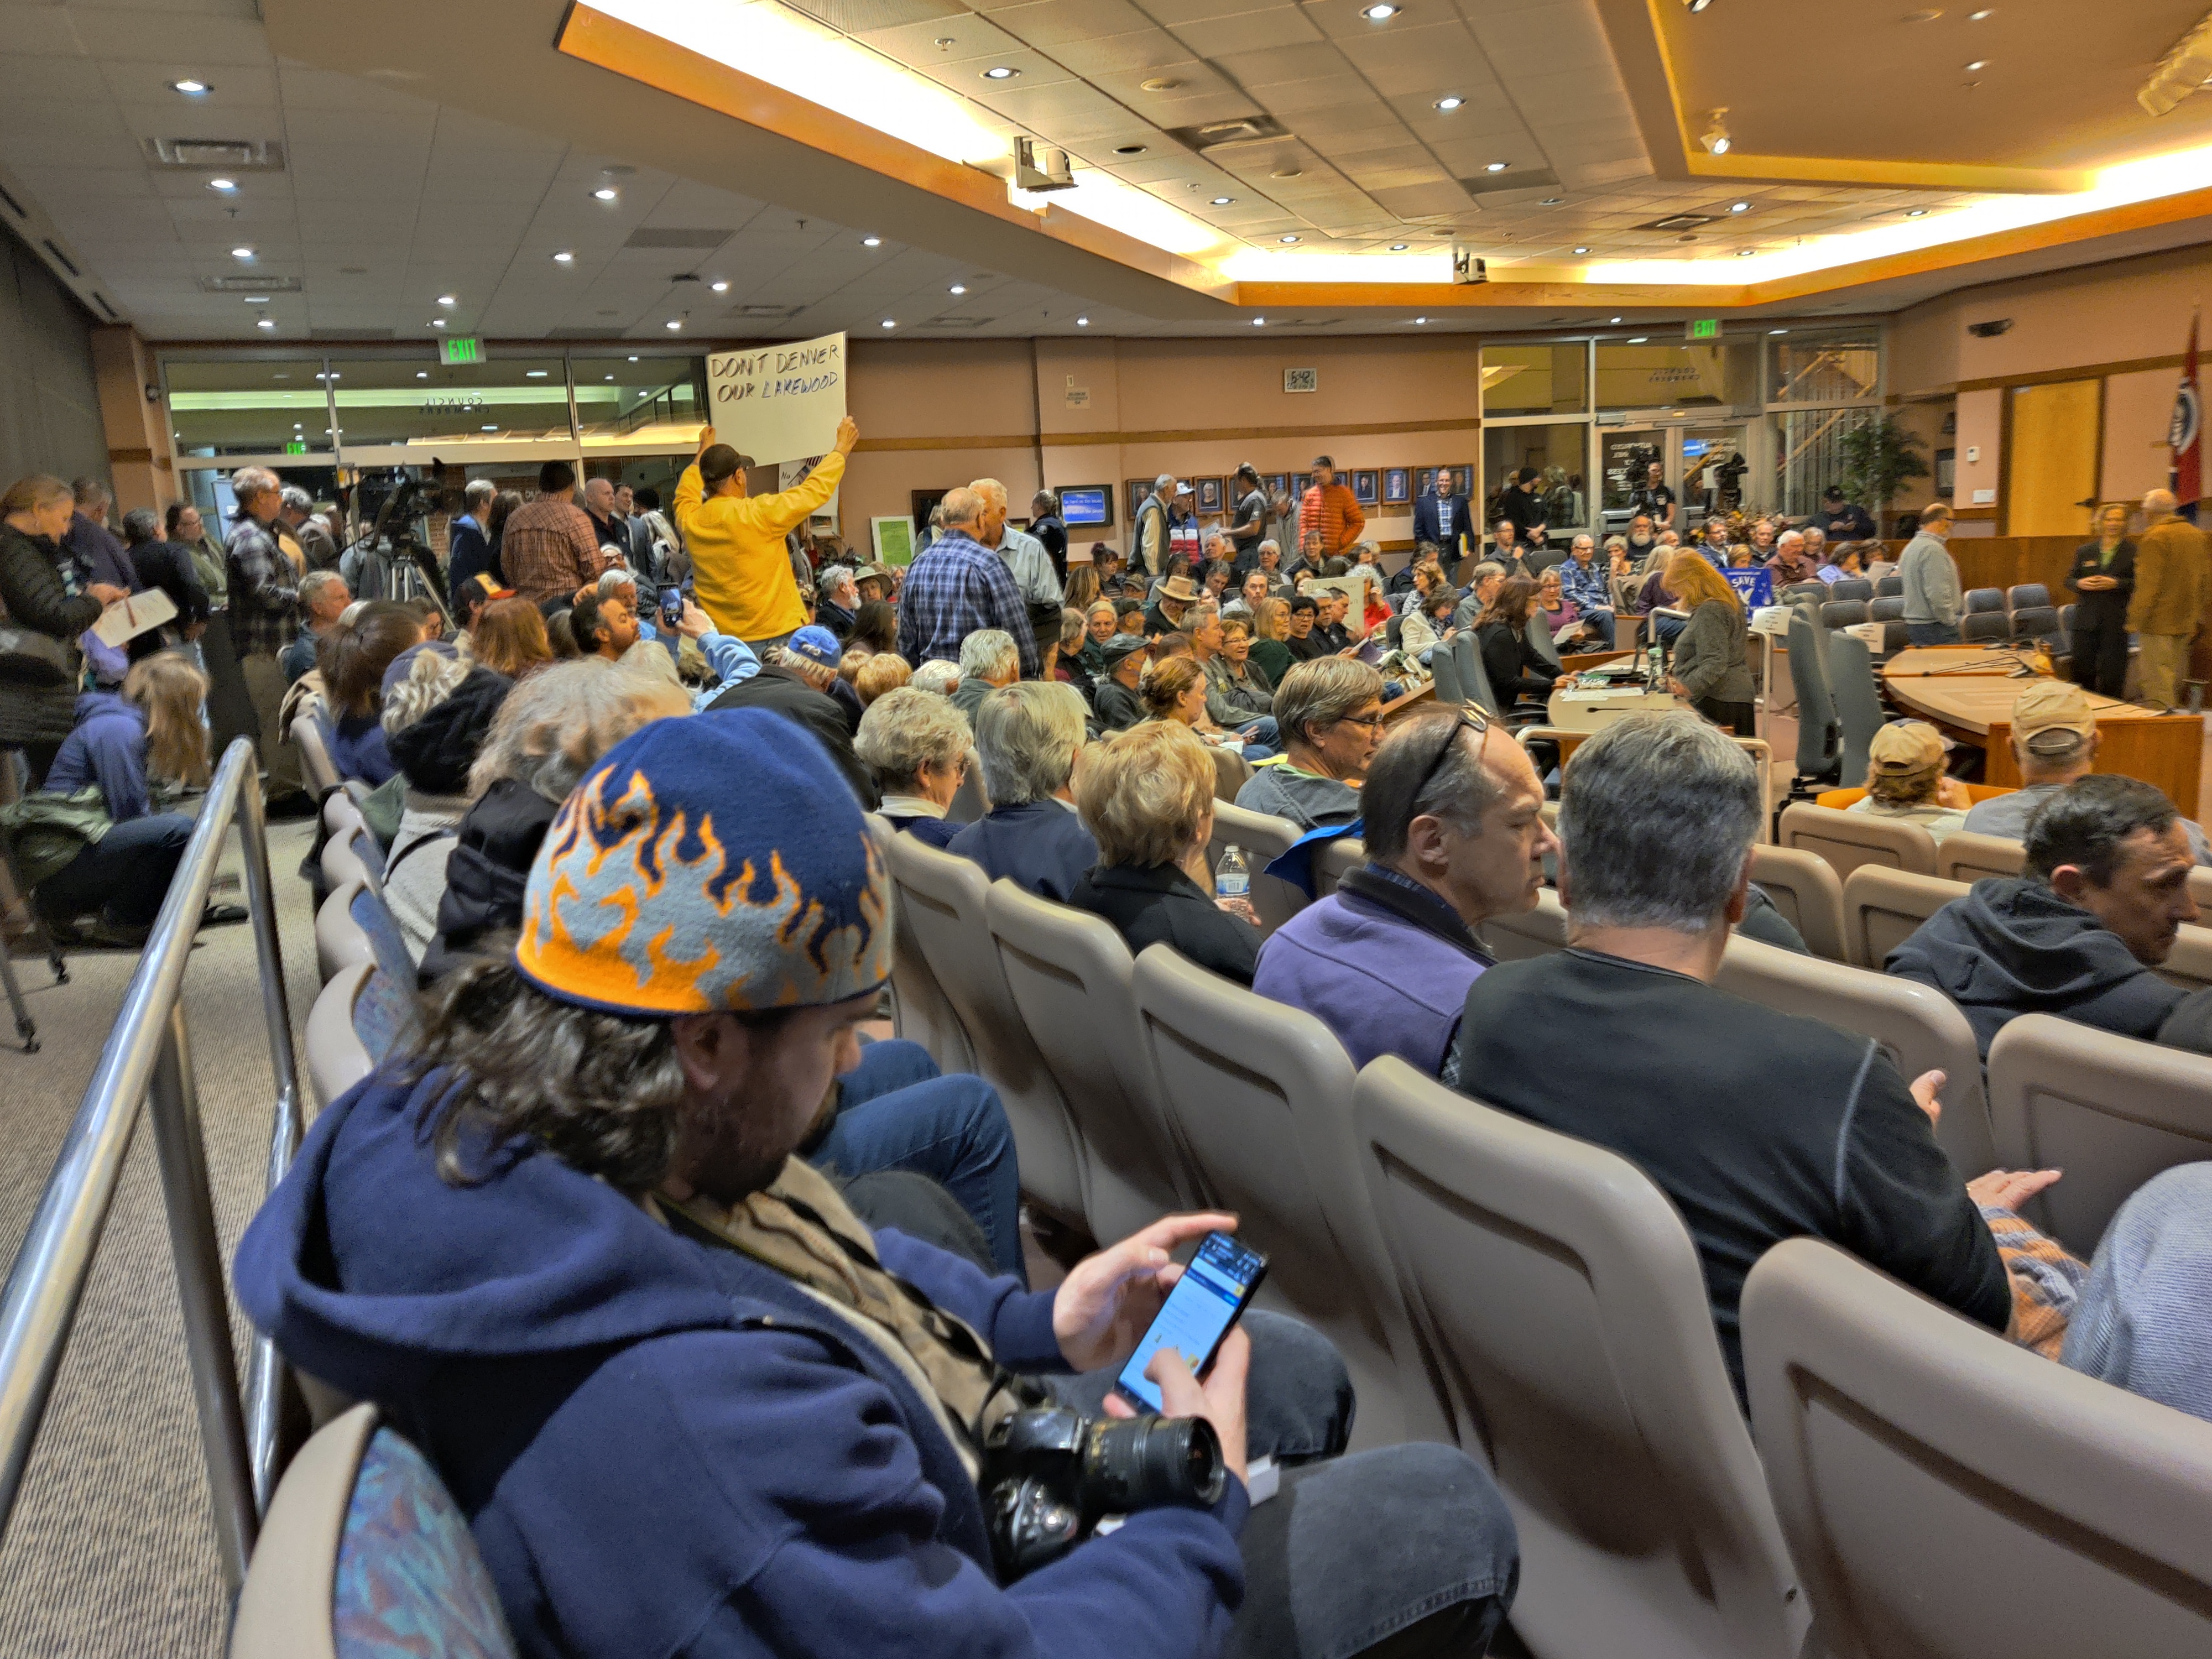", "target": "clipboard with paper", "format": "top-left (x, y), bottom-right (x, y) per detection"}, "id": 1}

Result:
top-left (91, 589), bottom-right (178, 649)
